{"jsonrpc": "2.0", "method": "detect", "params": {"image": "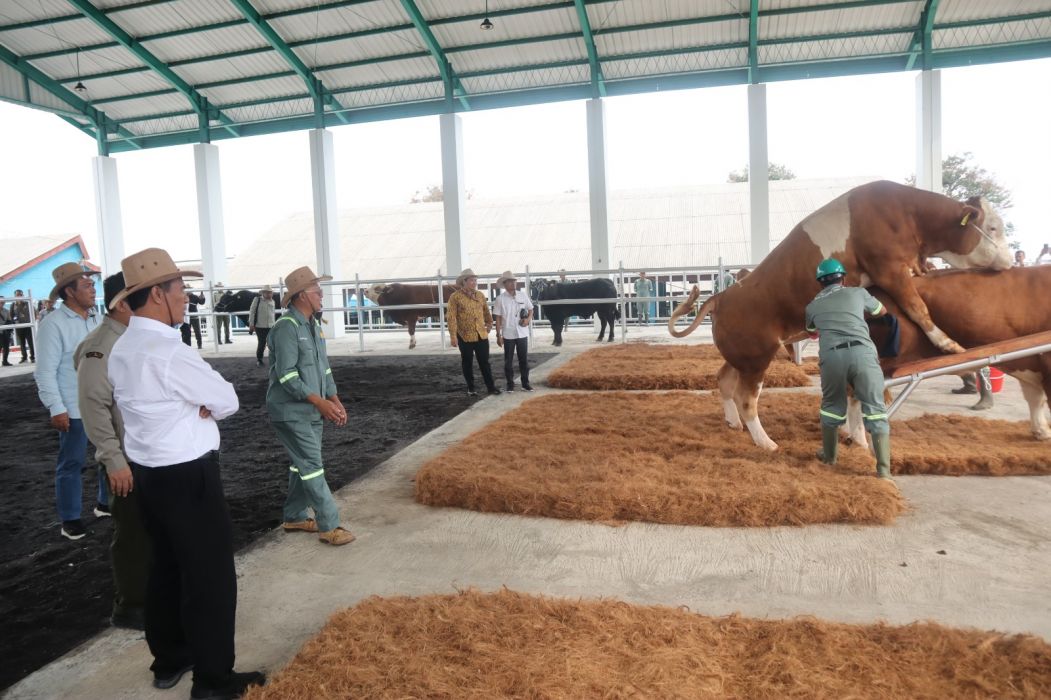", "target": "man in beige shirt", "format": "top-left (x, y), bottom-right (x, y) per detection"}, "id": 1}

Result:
top-left (74, 272), bottom-right (150, 630)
